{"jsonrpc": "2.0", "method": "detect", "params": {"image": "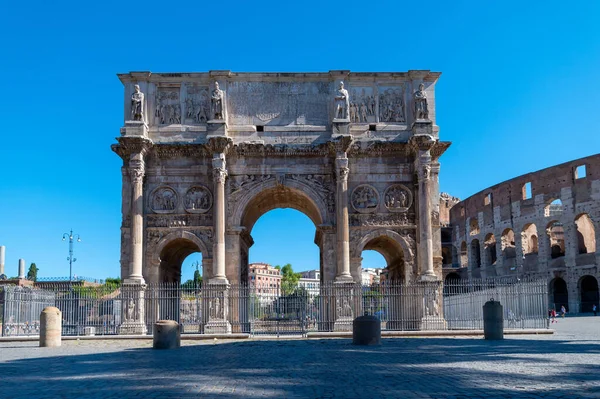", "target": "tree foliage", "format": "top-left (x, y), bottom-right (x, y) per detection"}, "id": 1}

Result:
top-left (279, 263), bottom-right (301, 296)
top-left (26, 263), bottom-right (39, 281)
